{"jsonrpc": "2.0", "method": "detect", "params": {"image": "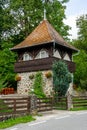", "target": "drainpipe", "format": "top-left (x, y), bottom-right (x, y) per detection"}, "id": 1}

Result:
top-left (53, 42), bottom-right (55, 56)
top-left (72, 50), bottom-right (80, 62)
